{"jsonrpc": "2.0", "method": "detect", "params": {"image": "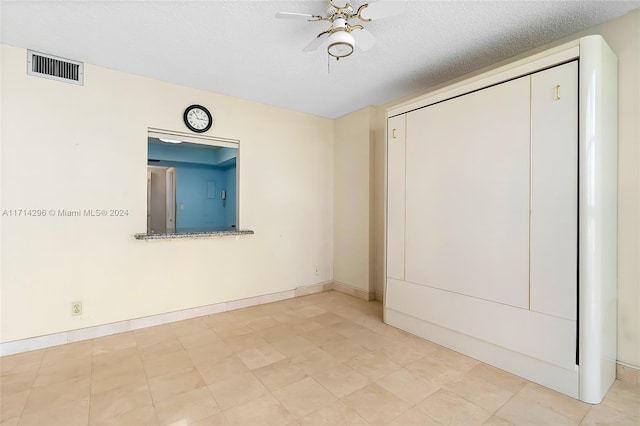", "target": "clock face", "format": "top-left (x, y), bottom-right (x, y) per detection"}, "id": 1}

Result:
top-left (184, 105), bottom-right (212, 133)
